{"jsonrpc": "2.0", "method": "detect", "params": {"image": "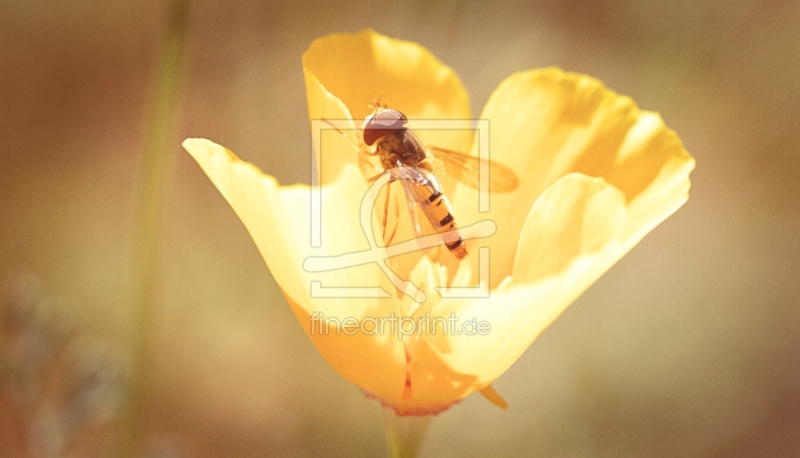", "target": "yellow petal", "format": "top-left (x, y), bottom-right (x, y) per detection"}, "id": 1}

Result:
top-left (386, 255), bottom-right (480, 414)
top-left (303, 59), bottom-right (356, 185)
top-left (303, 30), bottom-right (473, 183)
top-left (404, 333), bottom-right (479, 413)
top-left (451, 67), bottom-right (695, 287)
top-left (417, 174), bottom-right (627, 399)
top-left (429, 265), bottom-right (612, 388)
top-left (512, 173), bottom-right (627, 284)
top-left (182, 138), bottom-right (407, 403)
top-left (386, 170), bottom-right (630, 410)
